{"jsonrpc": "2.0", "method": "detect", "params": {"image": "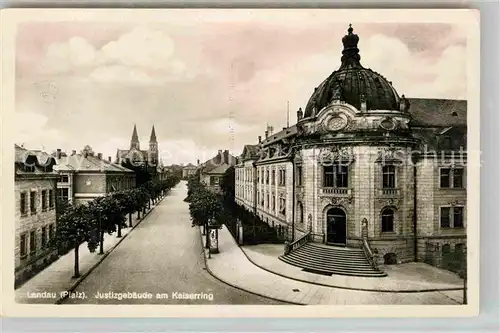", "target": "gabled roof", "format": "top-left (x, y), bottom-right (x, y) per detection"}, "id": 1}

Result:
top-left (408, 98), bottom-right (467, 127)
top-left (205, 164), bottom-right (232, 175)
top-left (55, 153), bottom-right (134, 173)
